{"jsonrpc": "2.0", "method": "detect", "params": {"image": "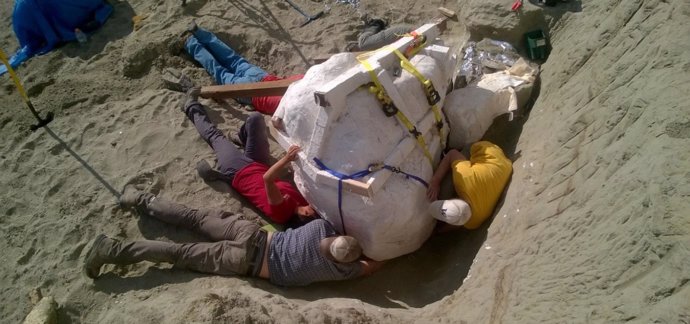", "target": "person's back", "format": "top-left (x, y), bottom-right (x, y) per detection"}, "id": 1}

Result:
top-left (268, 219), bottom-right (362, 286)
top-left (451, 141), bottom-right (513, 229)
